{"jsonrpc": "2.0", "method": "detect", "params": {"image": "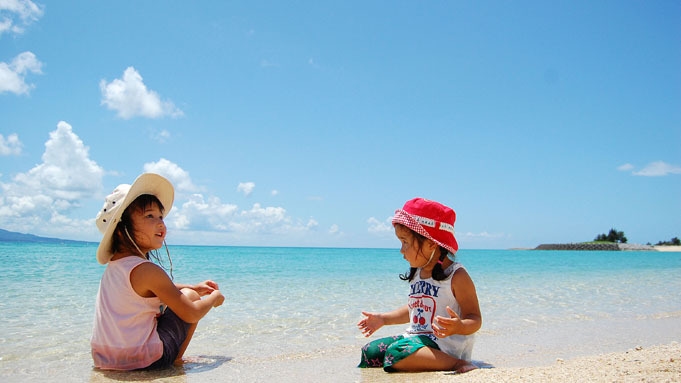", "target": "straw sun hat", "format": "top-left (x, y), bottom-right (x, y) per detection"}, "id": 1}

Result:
top-left (392, 197), bottom-right (459, 255)
top-left (95, 173), bottom-right (174, 264)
